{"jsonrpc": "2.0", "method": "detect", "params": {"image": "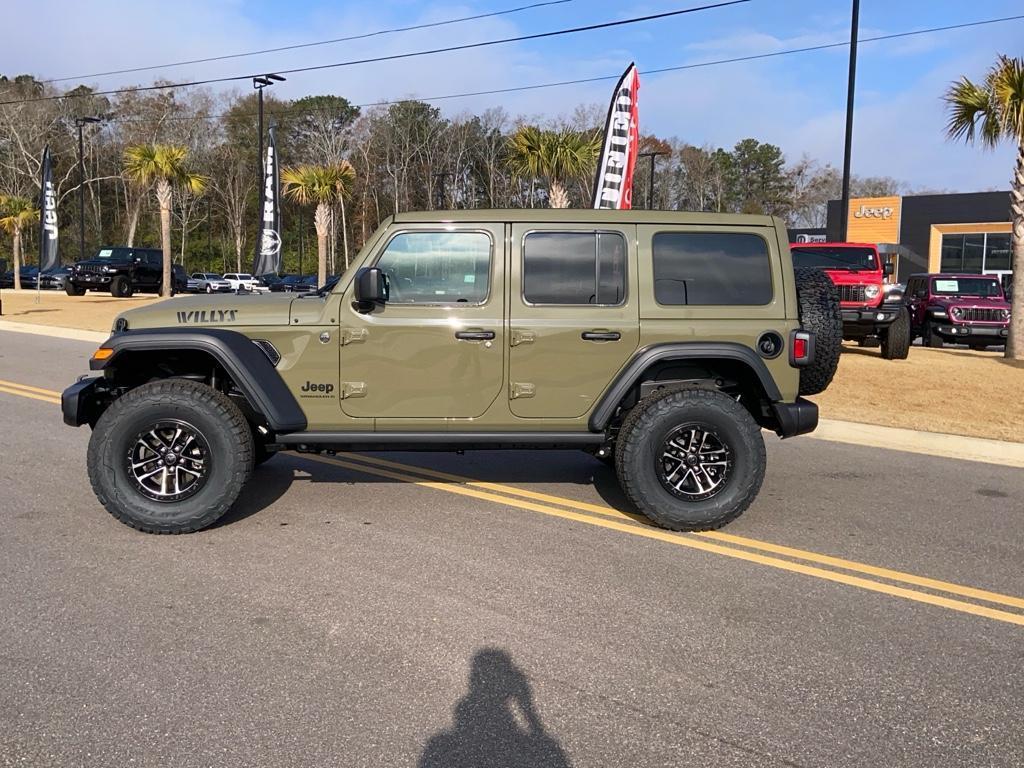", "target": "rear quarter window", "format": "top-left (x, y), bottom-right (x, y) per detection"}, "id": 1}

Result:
top-left (652, 232), bottom-right (773, 306)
